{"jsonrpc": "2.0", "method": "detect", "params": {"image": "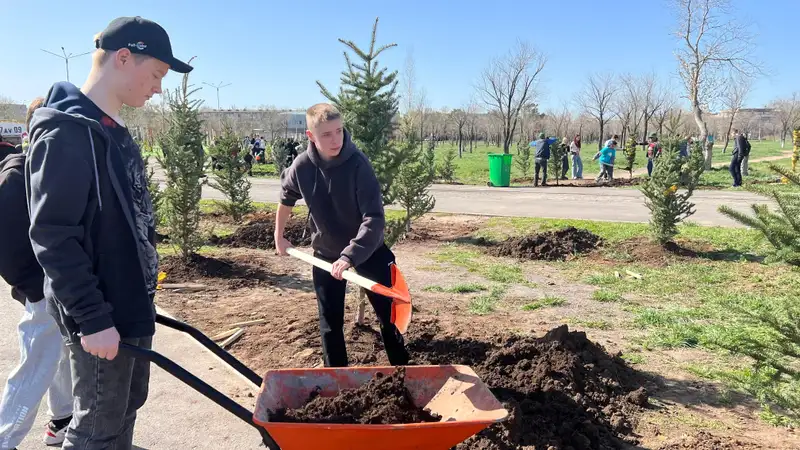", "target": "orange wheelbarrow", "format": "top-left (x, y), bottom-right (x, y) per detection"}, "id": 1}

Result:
top-left (119, 314), bottom-right (508, 450)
